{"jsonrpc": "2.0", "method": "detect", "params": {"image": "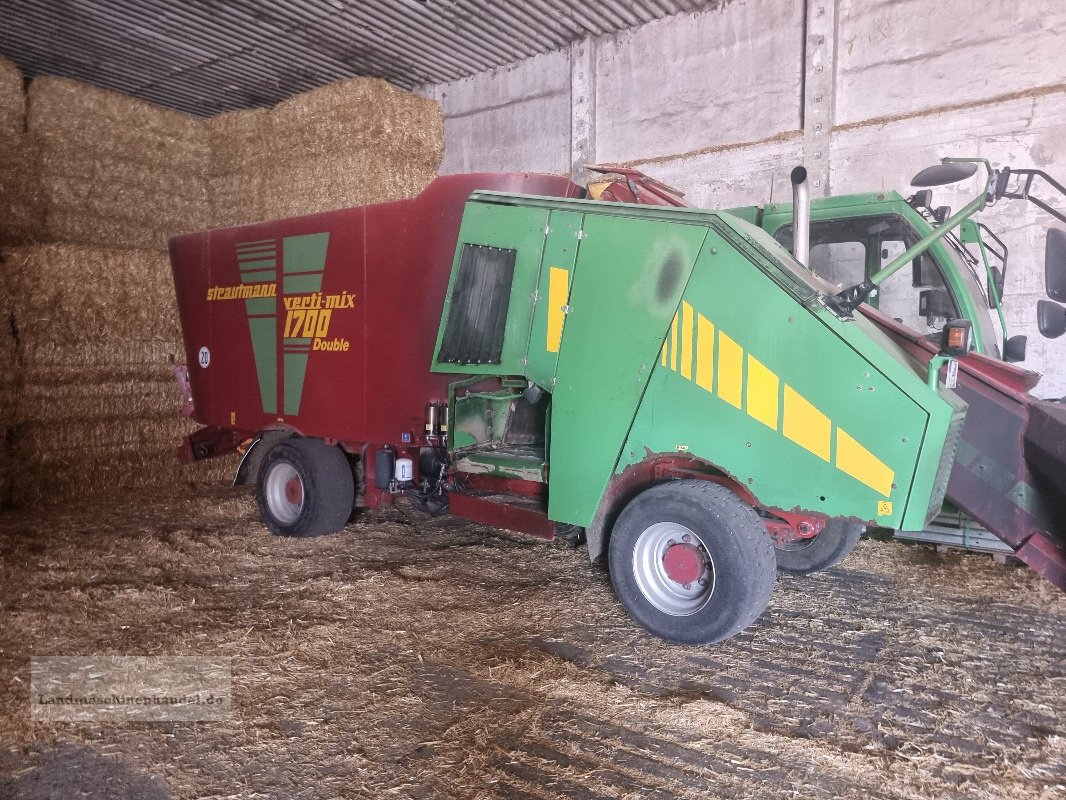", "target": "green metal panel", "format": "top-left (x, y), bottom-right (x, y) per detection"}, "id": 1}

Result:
top-left (547, 214), bottom-right (708, 525)
top-left (525, 209), bottom-right (583, 388)
top-left (432, 202), bottom-right (551, 374)
top-left (619, 219), bottom-right (961, 531)
top-left (248, 318), bottom-right (277, 414)
top-left (281, 233), bottom-right (329, 416)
